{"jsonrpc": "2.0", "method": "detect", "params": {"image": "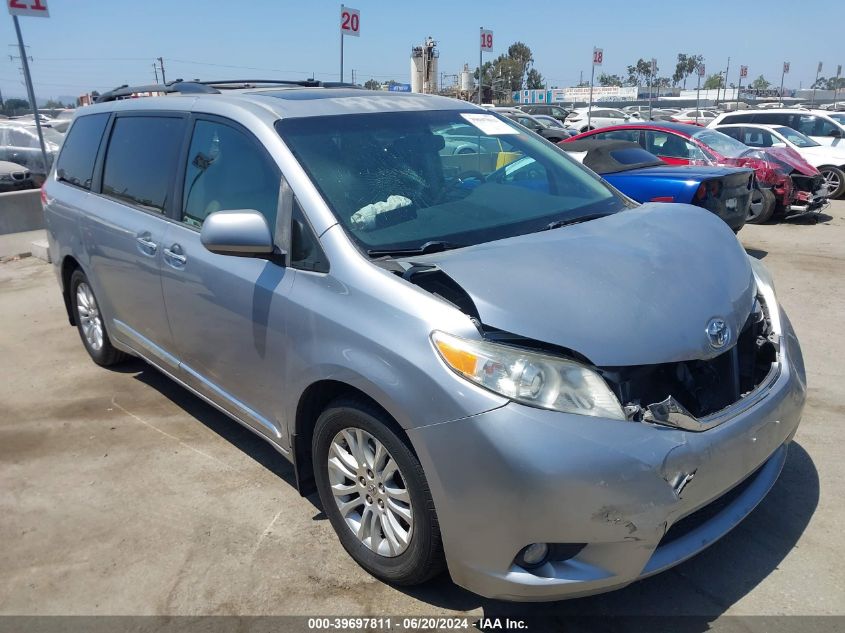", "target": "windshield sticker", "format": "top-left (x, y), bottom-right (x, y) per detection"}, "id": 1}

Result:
top-left (351, 195), bottom-right (412, 231)
top-left (460, 113), bottom-right (520, 135)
